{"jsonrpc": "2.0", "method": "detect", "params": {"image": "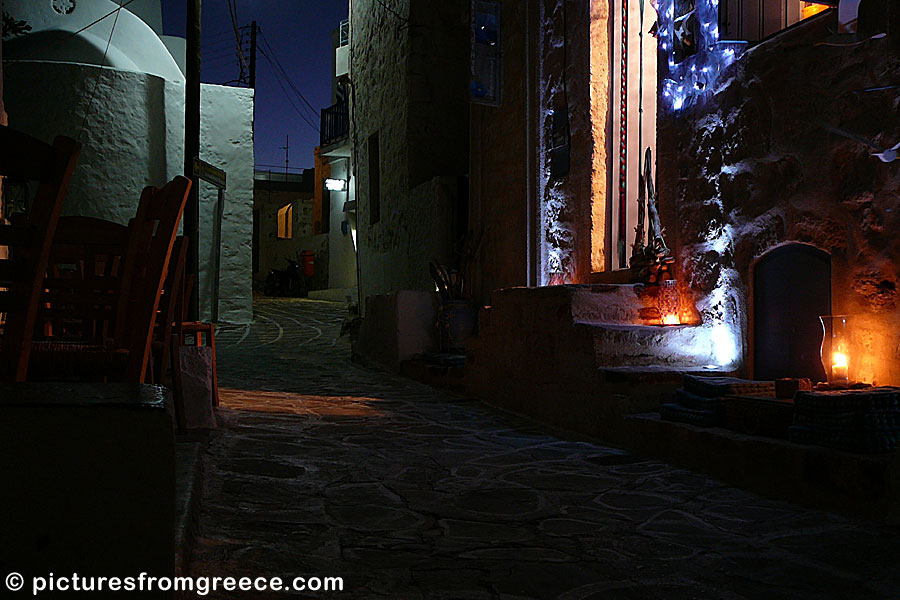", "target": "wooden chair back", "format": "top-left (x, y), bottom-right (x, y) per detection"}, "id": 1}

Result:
top-left (37, 216), bottom-right (130, 344)
top-left (30, 176), bottom-right (190, 383)
top-left (0, 127), bottom-right (80, 381)
top-left (118, 176), bottom-right (191, 381)
top-left (151, 235), bottom-right (187, 384)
